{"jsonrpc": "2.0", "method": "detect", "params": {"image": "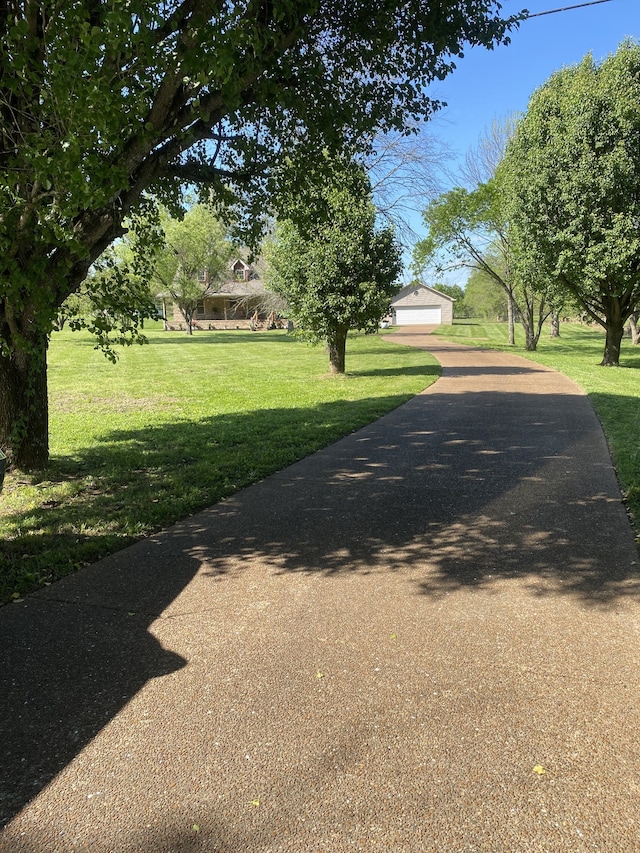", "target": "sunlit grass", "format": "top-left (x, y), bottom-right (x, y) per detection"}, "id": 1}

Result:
top-left (0, 325), bottom-right (440, 603)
